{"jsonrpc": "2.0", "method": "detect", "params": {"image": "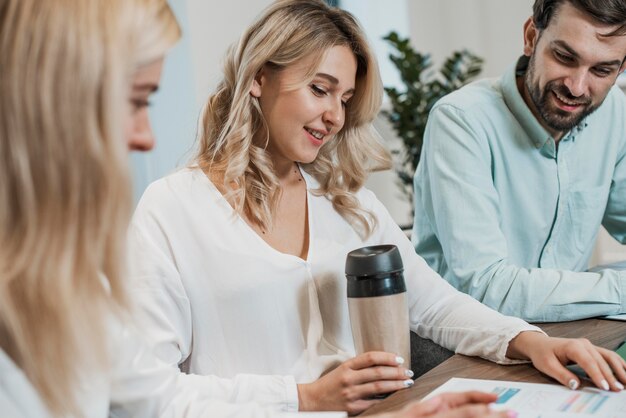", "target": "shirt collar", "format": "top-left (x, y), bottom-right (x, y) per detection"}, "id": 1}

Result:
top-left (501, 56), bottom-right (588, 150)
